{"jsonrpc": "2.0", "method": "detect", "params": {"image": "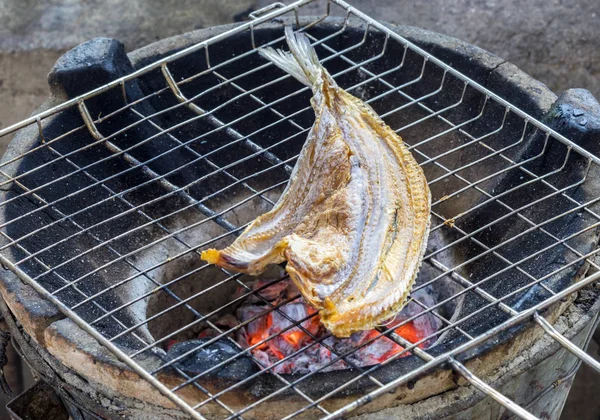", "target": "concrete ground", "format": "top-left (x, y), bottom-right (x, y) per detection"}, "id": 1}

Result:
top-left (0, 0), bottom-right (598, 418)
top-left (258, 0), bottom-right (600, 99)
top-left (0, 0), bottom-right (255, 138)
